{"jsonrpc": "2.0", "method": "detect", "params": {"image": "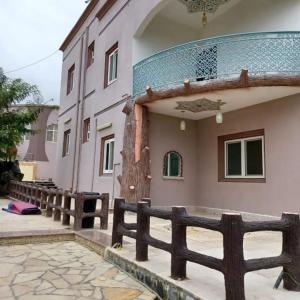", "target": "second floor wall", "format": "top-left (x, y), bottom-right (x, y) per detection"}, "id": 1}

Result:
top-left (59, 0), bottom-right (300, 118)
